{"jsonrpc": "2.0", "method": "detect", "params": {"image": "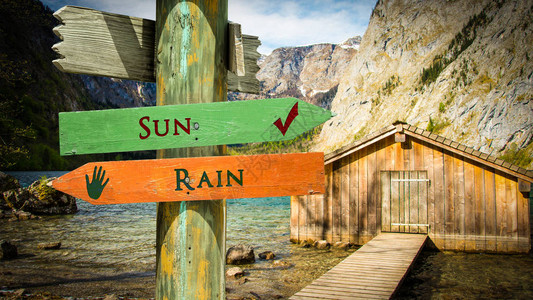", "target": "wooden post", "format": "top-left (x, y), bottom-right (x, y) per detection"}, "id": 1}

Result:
top-left (154, 0), bottom-right (227, 299)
